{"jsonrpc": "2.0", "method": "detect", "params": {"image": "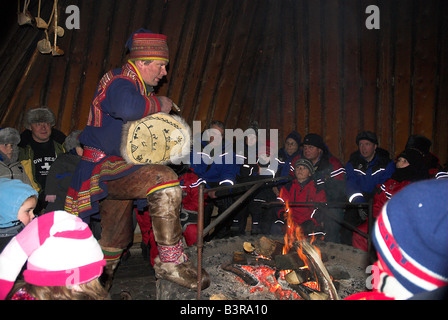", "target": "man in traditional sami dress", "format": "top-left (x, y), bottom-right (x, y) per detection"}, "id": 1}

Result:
top-left (65, 29), bottom-right (210, 290)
